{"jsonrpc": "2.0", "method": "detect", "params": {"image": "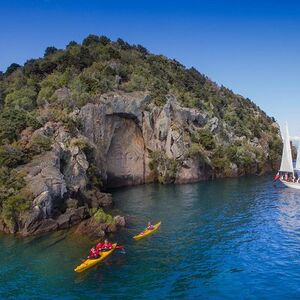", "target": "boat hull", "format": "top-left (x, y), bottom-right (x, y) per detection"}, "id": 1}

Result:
top-left (133, 222), bottom-right (161, 240)
top-left (74, 243), bottom-right (117, 273)
top-left (280, 179), bottom-right (300, 190)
